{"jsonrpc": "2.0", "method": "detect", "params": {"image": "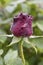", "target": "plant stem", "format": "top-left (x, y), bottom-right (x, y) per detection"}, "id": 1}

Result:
top-left (18, 38), bottom-right (25, 65)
